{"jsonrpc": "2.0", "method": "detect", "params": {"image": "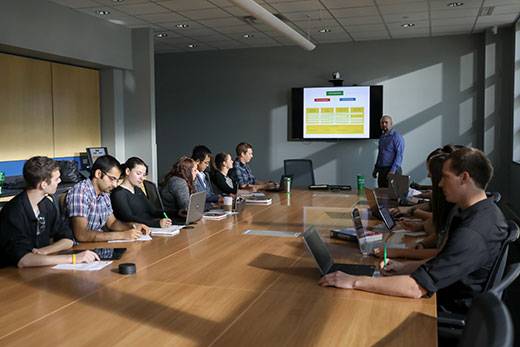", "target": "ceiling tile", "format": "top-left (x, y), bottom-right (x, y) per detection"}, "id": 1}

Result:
top-left (475, 13), bottom-right (519, 24)
top-left (430, 8), bottom-right (480, 19)
top-left (214, 24), bottom-right (257, 33)
top-left (387, 19), bottom-right (429, 29)
top-left (292, 18), bottom-right (341, 29)
top-left (431, 24), bottom-right (473, 31)
top-left (268, 1), bottom-right (325, 12)
top-left (346, 23), bottom-right (388, 32)
top-left (378, 2), bottom-right (429, 14)
top-left (179, 8), bottom-right (233, 19)
top-left (198, 16), bottom-right (248, 26)
top-left (429, 0), bottom-right (482, 10)
top-left (116, 3), bottom-right (169, 15)
top-left (282, 10), bottom-right (334, 21)
top-left (161, 20), bottom-right (208, 30)
top-left (49, 0), bottom-right (100, 8)
top-left (333, 7), bottom-right (380, 18)
top-left (382, 12), bottom-right (428, 23)
top-left (391, 31), bottom-right (429, 37)
top-left (337, 16), bottom-right (383, 25)
top-left (223, 6), bottom-right (253, 16)
top-left (136, 12), bottom-right (188, 23)
top-left (322, 0), bottom-right (375, 8)
top-left (95, 0), bottom-right (149, 5)
top-left (157, 0), bottom-right (216, 11)
top-left (492, 4), bottom-right (520, 15)
top-left (351, 31), bottom-right (391, 40)
top-left (375, 0), bottom-right (424, 5)
top-left (208, 0), bottom-right (236, 6)
top-left (431, 17), bottom-right (476, 25)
